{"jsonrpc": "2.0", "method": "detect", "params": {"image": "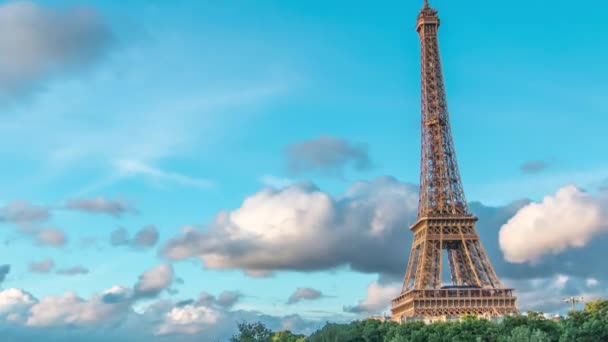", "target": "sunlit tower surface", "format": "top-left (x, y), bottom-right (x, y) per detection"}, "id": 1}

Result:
top-left (391, 0), bottom-right (518, 322)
